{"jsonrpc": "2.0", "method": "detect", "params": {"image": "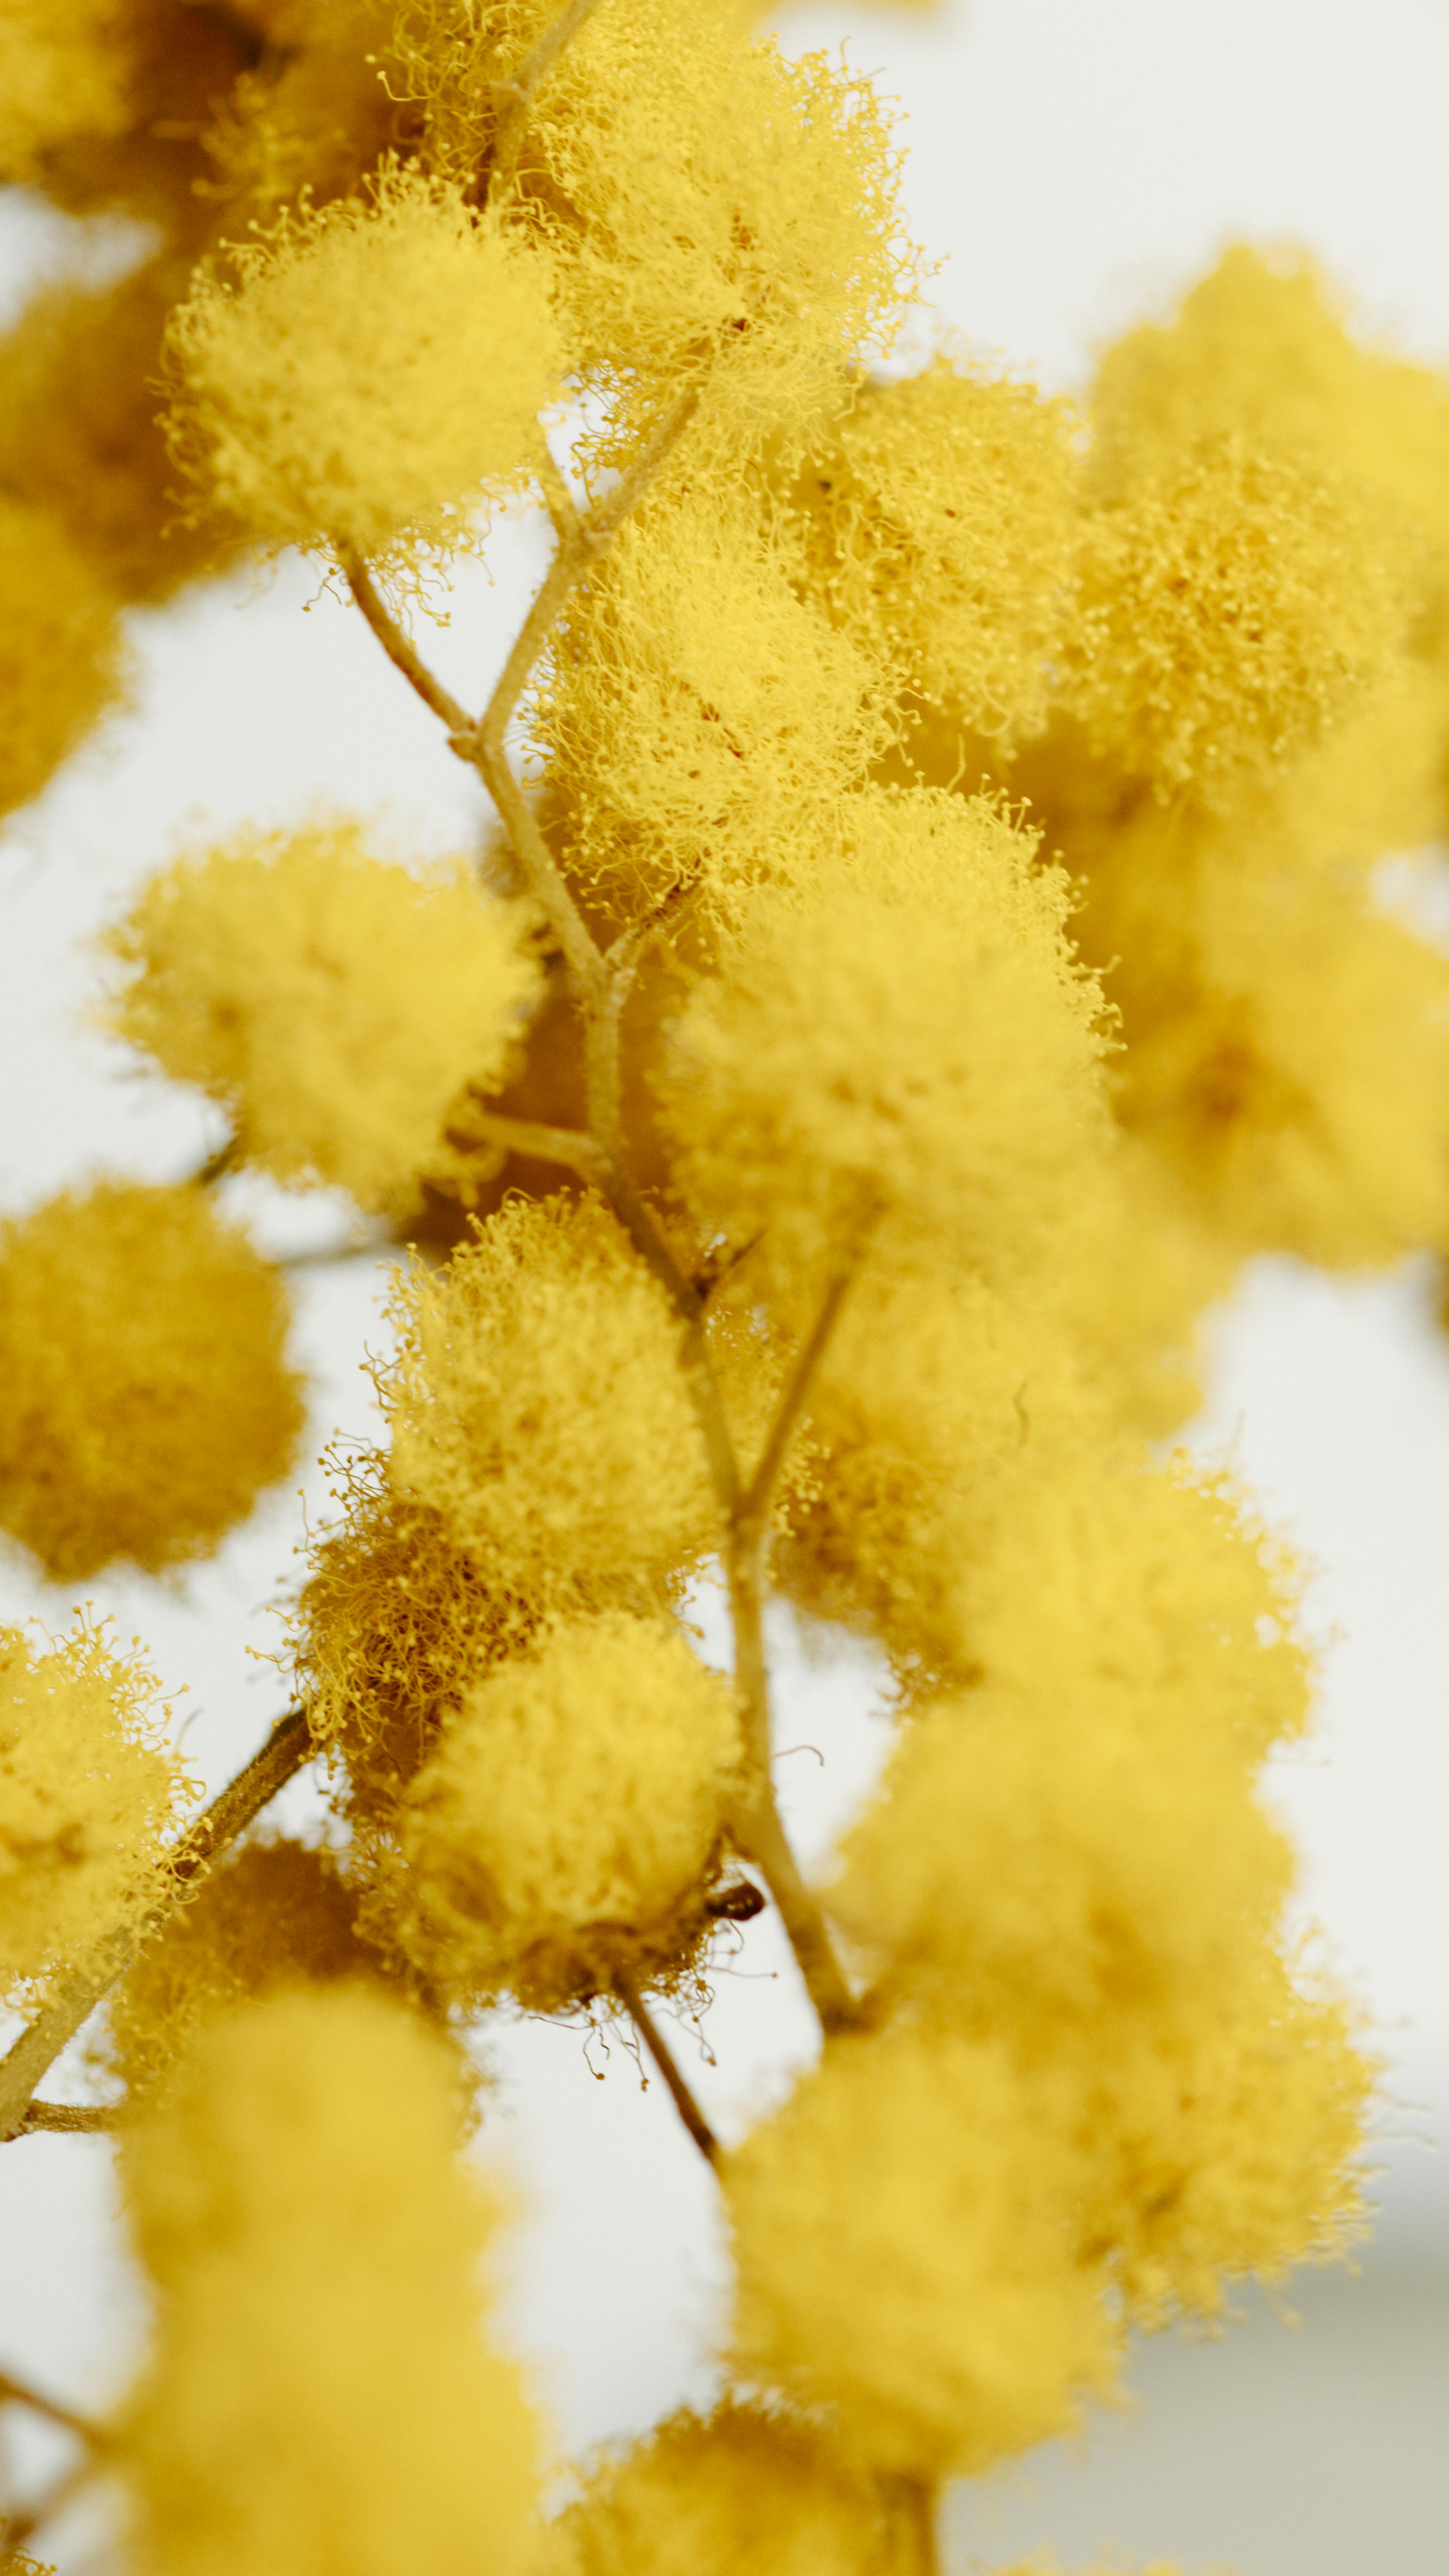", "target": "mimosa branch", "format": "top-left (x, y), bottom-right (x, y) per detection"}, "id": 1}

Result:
top-left (0, 1709), bottom-right (314, 2142)
top-left (16, 2101), bottom-right (117, 2135)
top-left (342, 387), bottom-right (861, 2044)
